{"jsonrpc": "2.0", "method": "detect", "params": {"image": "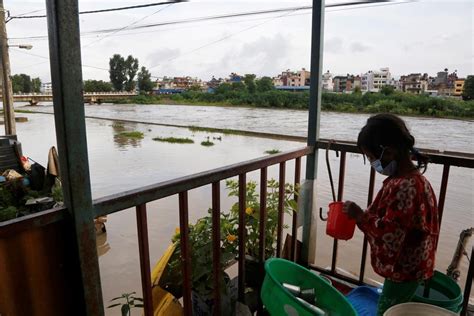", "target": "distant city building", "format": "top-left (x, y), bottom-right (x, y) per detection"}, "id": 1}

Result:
top-left (41, 82), bottom-right (53, 94)
top-left (453, 78), bottom-right (465, 97)
top-left (154, 76), bottom-right (202, 94)
top-left (361, 67), bottom-right (392, 92)
top-left (322, 71), bottom-right (333, 91)
top-left (273, 68), bottom-right (310, 87)
top-left (228, 73), bottom-right (244, 83)
top-left (400, 73), bottom-right (429, 95)
top-left (333, 76), bottom-right (348, 92)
